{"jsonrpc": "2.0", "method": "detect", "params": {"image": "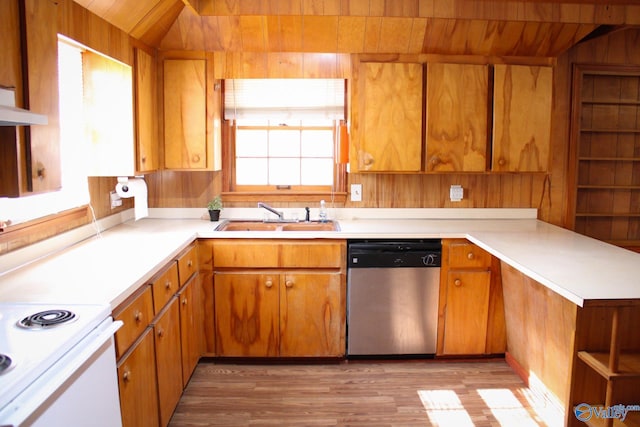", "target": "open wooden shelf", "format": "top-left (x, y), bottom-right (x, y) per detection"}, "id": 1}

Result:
top-left (571, 67), bottom-right (640, 250)
top-left (578, 351), bottom-right (640, 380)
